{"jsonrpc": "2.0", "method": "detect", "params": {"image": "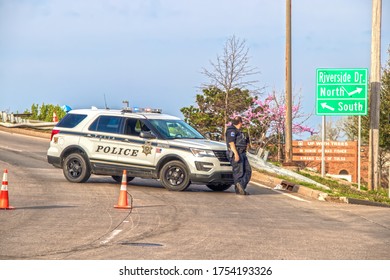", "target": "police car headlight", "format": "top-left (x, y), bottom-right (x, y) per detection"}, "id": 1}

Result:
top-left (190, 148), bottom-right (215, 157)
